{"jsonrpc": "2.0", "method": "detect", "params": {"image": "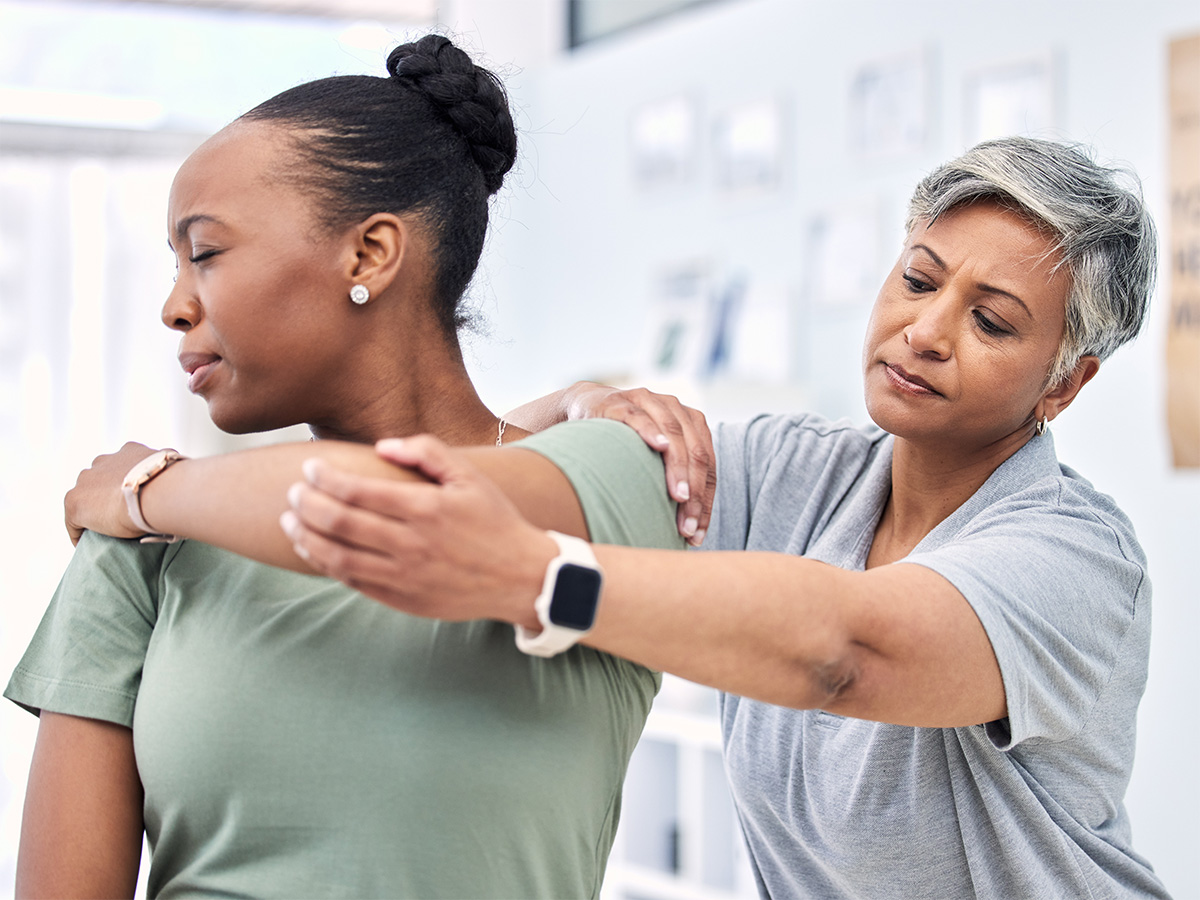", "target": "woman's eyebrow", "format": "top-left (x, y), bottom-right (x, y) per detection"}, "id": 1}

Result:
top-left (173, 213), bottom-right (222, 245)
top-left (909, 243), bottom-right (947, 269)
top-left (978, 283), bottom-right (1032, 318)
